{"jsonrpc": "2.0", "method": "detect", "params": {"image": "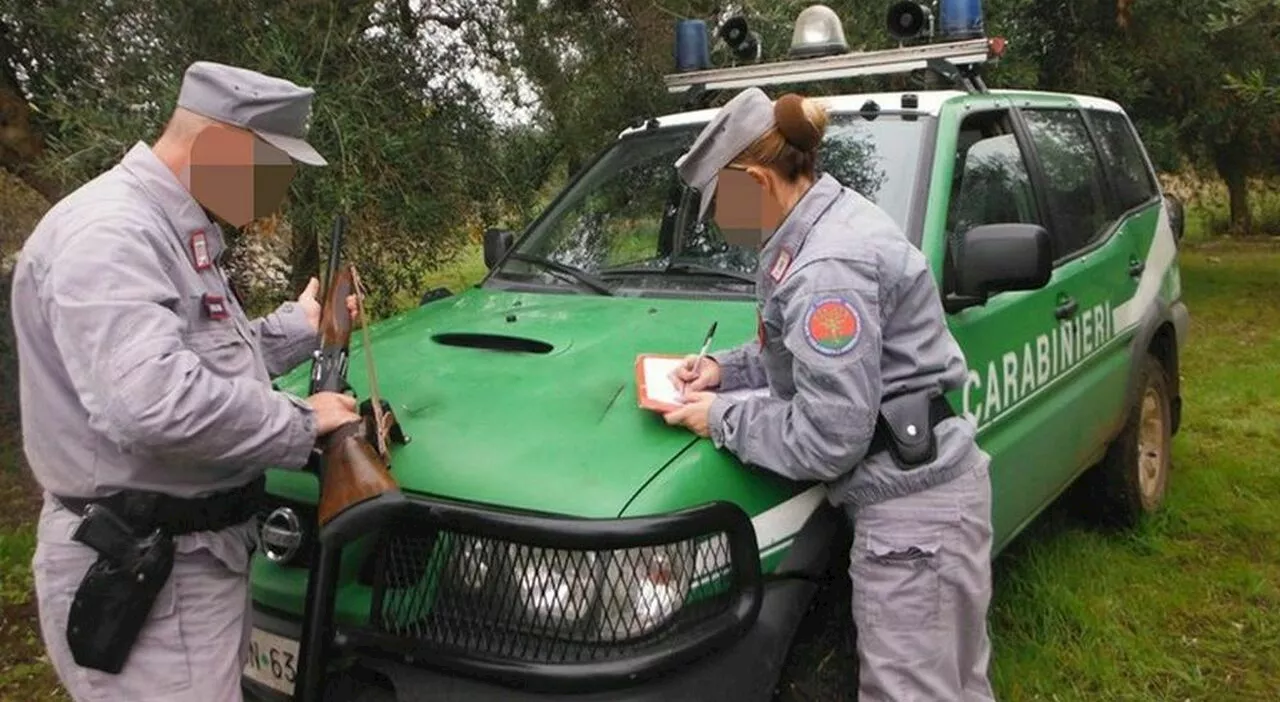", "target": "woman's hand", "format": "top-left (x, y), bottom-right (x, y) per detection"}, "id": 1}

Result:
top-left (668, 355), bottom-right (721, 396)
top-left (663, 391), bottom-right (716, 438)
